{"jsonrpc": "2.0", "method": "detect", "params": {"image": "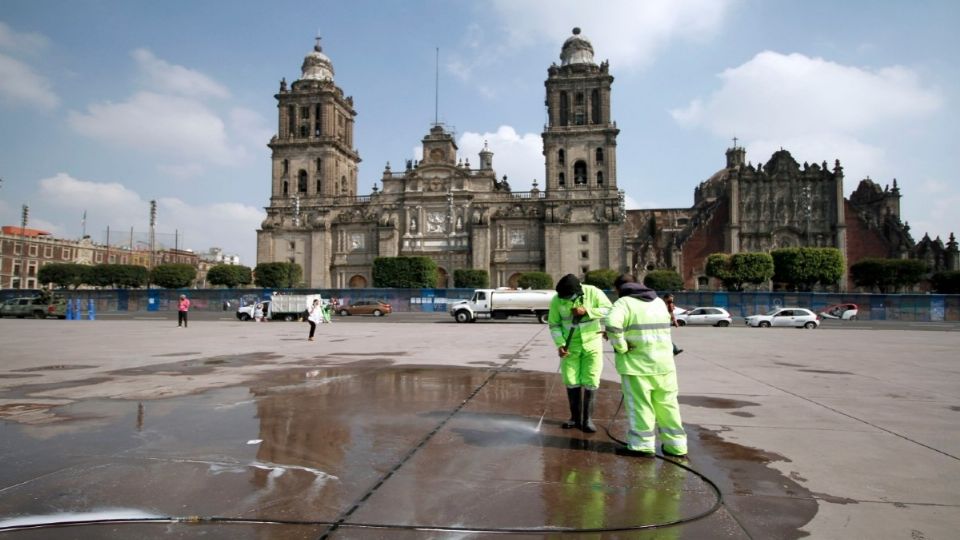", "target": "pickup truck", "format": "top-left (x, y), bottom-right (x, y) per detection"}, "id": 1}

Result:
top-left (0, 295), bottom-right (67, 319)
